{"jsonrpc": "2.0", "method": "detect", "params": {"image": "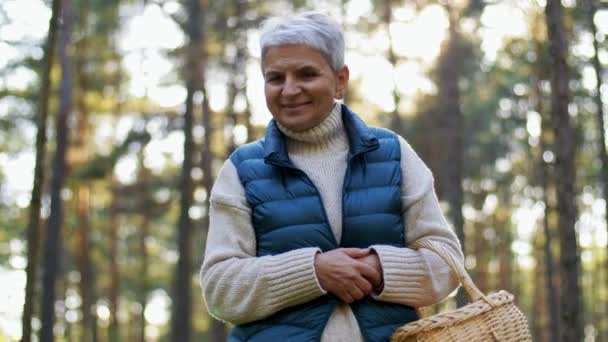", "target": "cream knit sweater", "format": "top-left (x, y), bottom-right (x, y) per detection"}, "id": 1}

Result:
top-left (200, 103), bottom-right (463, 341)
